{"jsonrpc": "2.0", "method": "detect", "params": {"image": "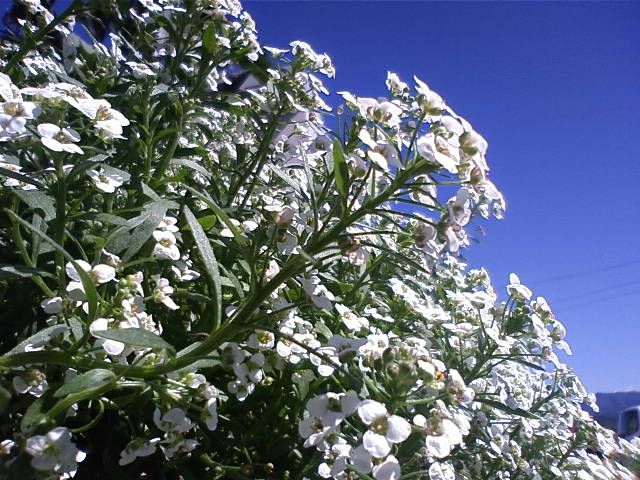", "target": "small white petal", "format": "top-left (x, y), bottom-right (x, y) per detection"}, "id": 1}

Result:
top-left (386, 415), bottom-right (411, 444)
top-left (358, 400), bottom-right (387, 425)
top-left (363, 430), bottom-right (391, 458)
top-left (372, 455), bottom-right (401, 480)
